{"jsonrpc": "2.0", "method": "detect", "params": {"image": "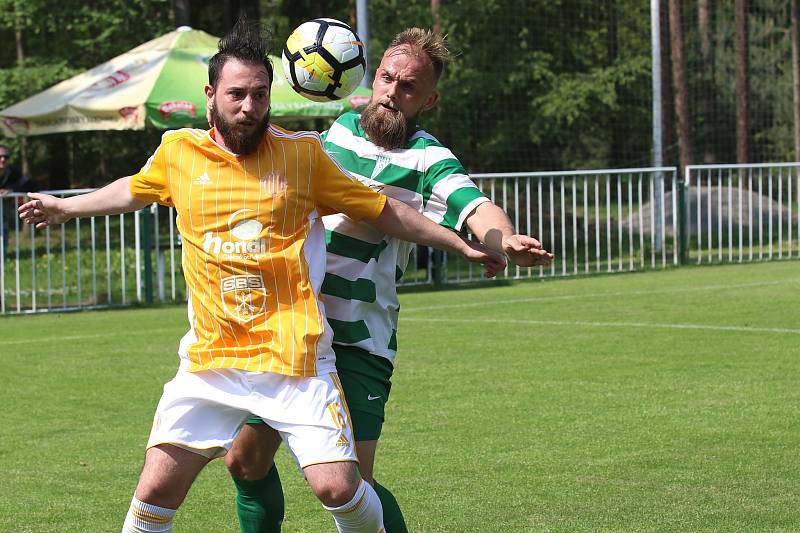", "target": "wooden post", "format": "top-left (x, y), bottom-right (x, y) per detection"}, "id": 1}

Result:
top-left (668, 0), bottom-right (692, 170)
top-left (735, 0), bottom-right (749, 164)
top-left (792, 0), bottom-right (800, 161)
